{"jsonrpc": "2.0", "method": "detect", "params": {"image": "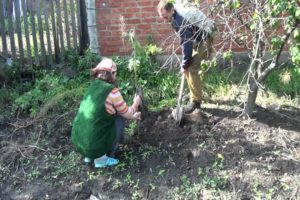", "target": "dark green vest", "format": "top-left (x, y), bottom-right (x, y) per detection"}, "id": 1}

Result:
top-left (71, 79), bottom-right (116, 159)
